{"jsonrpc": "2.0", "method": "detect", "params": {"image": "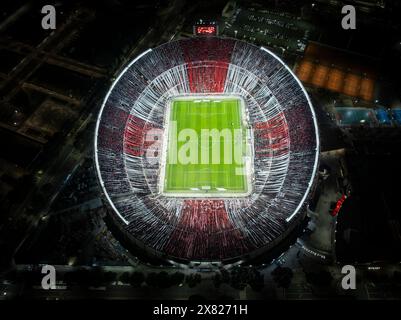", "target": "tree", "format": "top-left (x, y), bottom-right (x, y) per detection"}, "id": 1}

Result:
top-left (4, 270), bottom-right (17, 283)
top-left (145, 272), bottom-right (158, 287)
top-left (89, 268), bottom-right (105, 287)
top-left (31, 192), bottom-right (46, 211)
top-left (131, 271), bottom-right (145, 287)
top-left (305, 270), bottom-right (332, 287)
top-left (65, 269), bottom-right (91, 285)
top-left (230, 267), bottom-right (249, 290)
top-left (213, 273), bottom-right (222, 288)
top-left (41, 183), bottom-right (54, 196)
top-left (220, 268), bottom-right (230, 283)
top-left (103, 271), bottom-right (117, 284)
top-left (170, 272), bottom-right (185, 286)
top-left (156, 271), bottom-right (171, 288)
top-left (188, 294), bottom-right (205, 300)
top-left (393, 271), bottom-right (401, 284)
top-left (21, 270), bottom-right (43, 286)
top-left (8, 174), bottom-right (35, 203)
top-left (119, 272), bottom-right (130, 284)
top-left (217, 294), bottom-right (234, 300)
top-left (248, 269), bottom-right (264, 291)
top-left (186, 274), bottom-right (201, 288)
top-left (272, 266), bottom-right (293, 289)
